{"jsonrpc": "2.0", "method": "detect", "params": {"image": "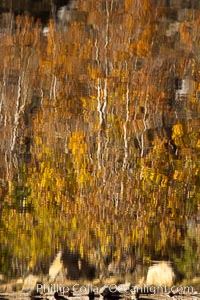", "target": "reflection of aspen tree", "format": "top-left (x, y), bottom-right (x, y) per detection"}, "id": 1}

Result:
top-left (10, 27), bottom-right (33, 176)
top-left (141, 85), bottom-right (149, 157)
top-left (96, 1), bottom-right (110, 171)
top-left (120, 82), bottom-right (130, 204)
top-left (123, 72), bottom-right (130, 170)
top-left (0, 61), bottom-right (9, 179)
top-left (97, 77), bottom-right (103, 170)
top-left (50, 75), bottom-right (57, 100)
top-left (46, 22), bottom-right (57, 101)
